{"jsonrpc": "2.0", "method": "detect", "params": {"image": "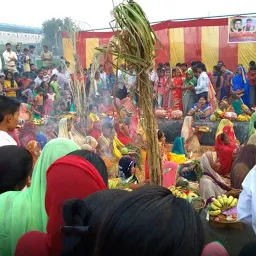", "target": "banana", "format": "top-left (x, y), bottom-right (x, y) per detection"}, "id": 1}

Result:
top-left (217, 196), bottom-right (224, 206)
top-left (211, 202), bottom-right (220, 211)
top-left (209, 210), bottom-right (221, 216)
top-left (212, 198), bottom-right (222, 208)
top-left (229, 198), bottom-right (238, 208)
top-left (222, 195), bottom-right (228, 207)
top-left (227, 196), bottom-right (234, 207)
